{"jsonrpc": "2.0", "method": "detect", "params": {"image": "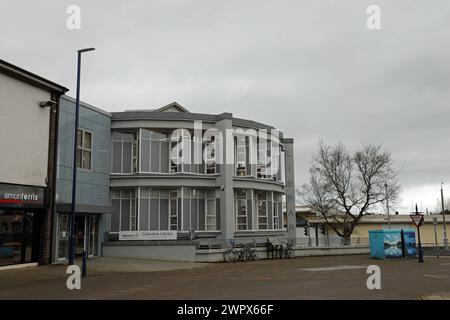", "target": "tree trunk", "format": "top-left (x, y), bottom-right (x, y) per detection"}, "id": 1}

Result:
top-left (341, 237), bottom-right (351, 246)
